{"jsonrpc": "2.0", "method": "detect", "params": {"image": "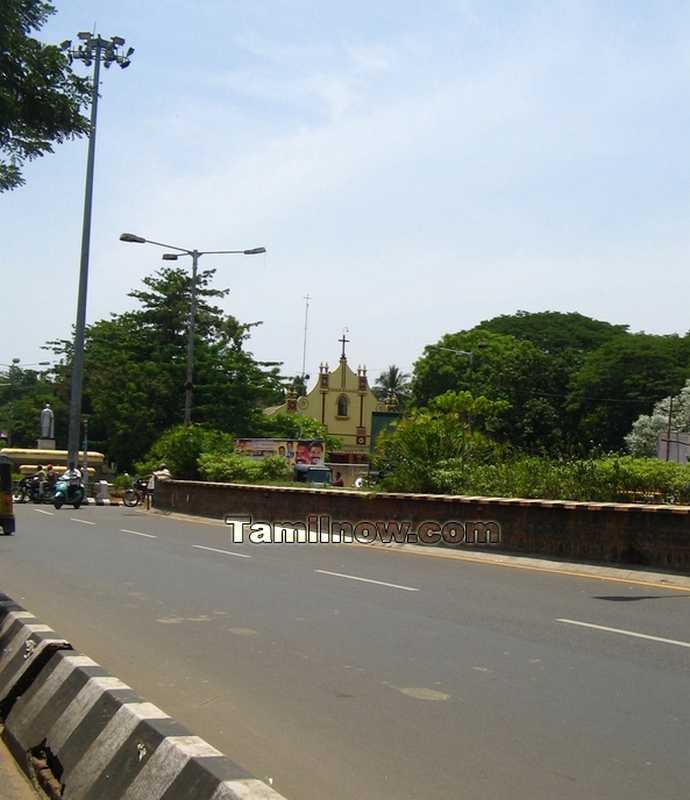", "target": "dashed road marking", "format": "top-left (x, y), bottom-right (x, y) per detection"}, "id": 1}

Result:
top-left (192, 545), bottom-right (251, 559)
top-left (71, 518), bottom-right (96, 526)
top-left (120, 529), bottom-right (157, 539)
top-left (33, 508), bottom-right (54, 516)
top-left (315, 569), bottom-right (419, 592)
top-left (556, 618), bottom-right (690, 649)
